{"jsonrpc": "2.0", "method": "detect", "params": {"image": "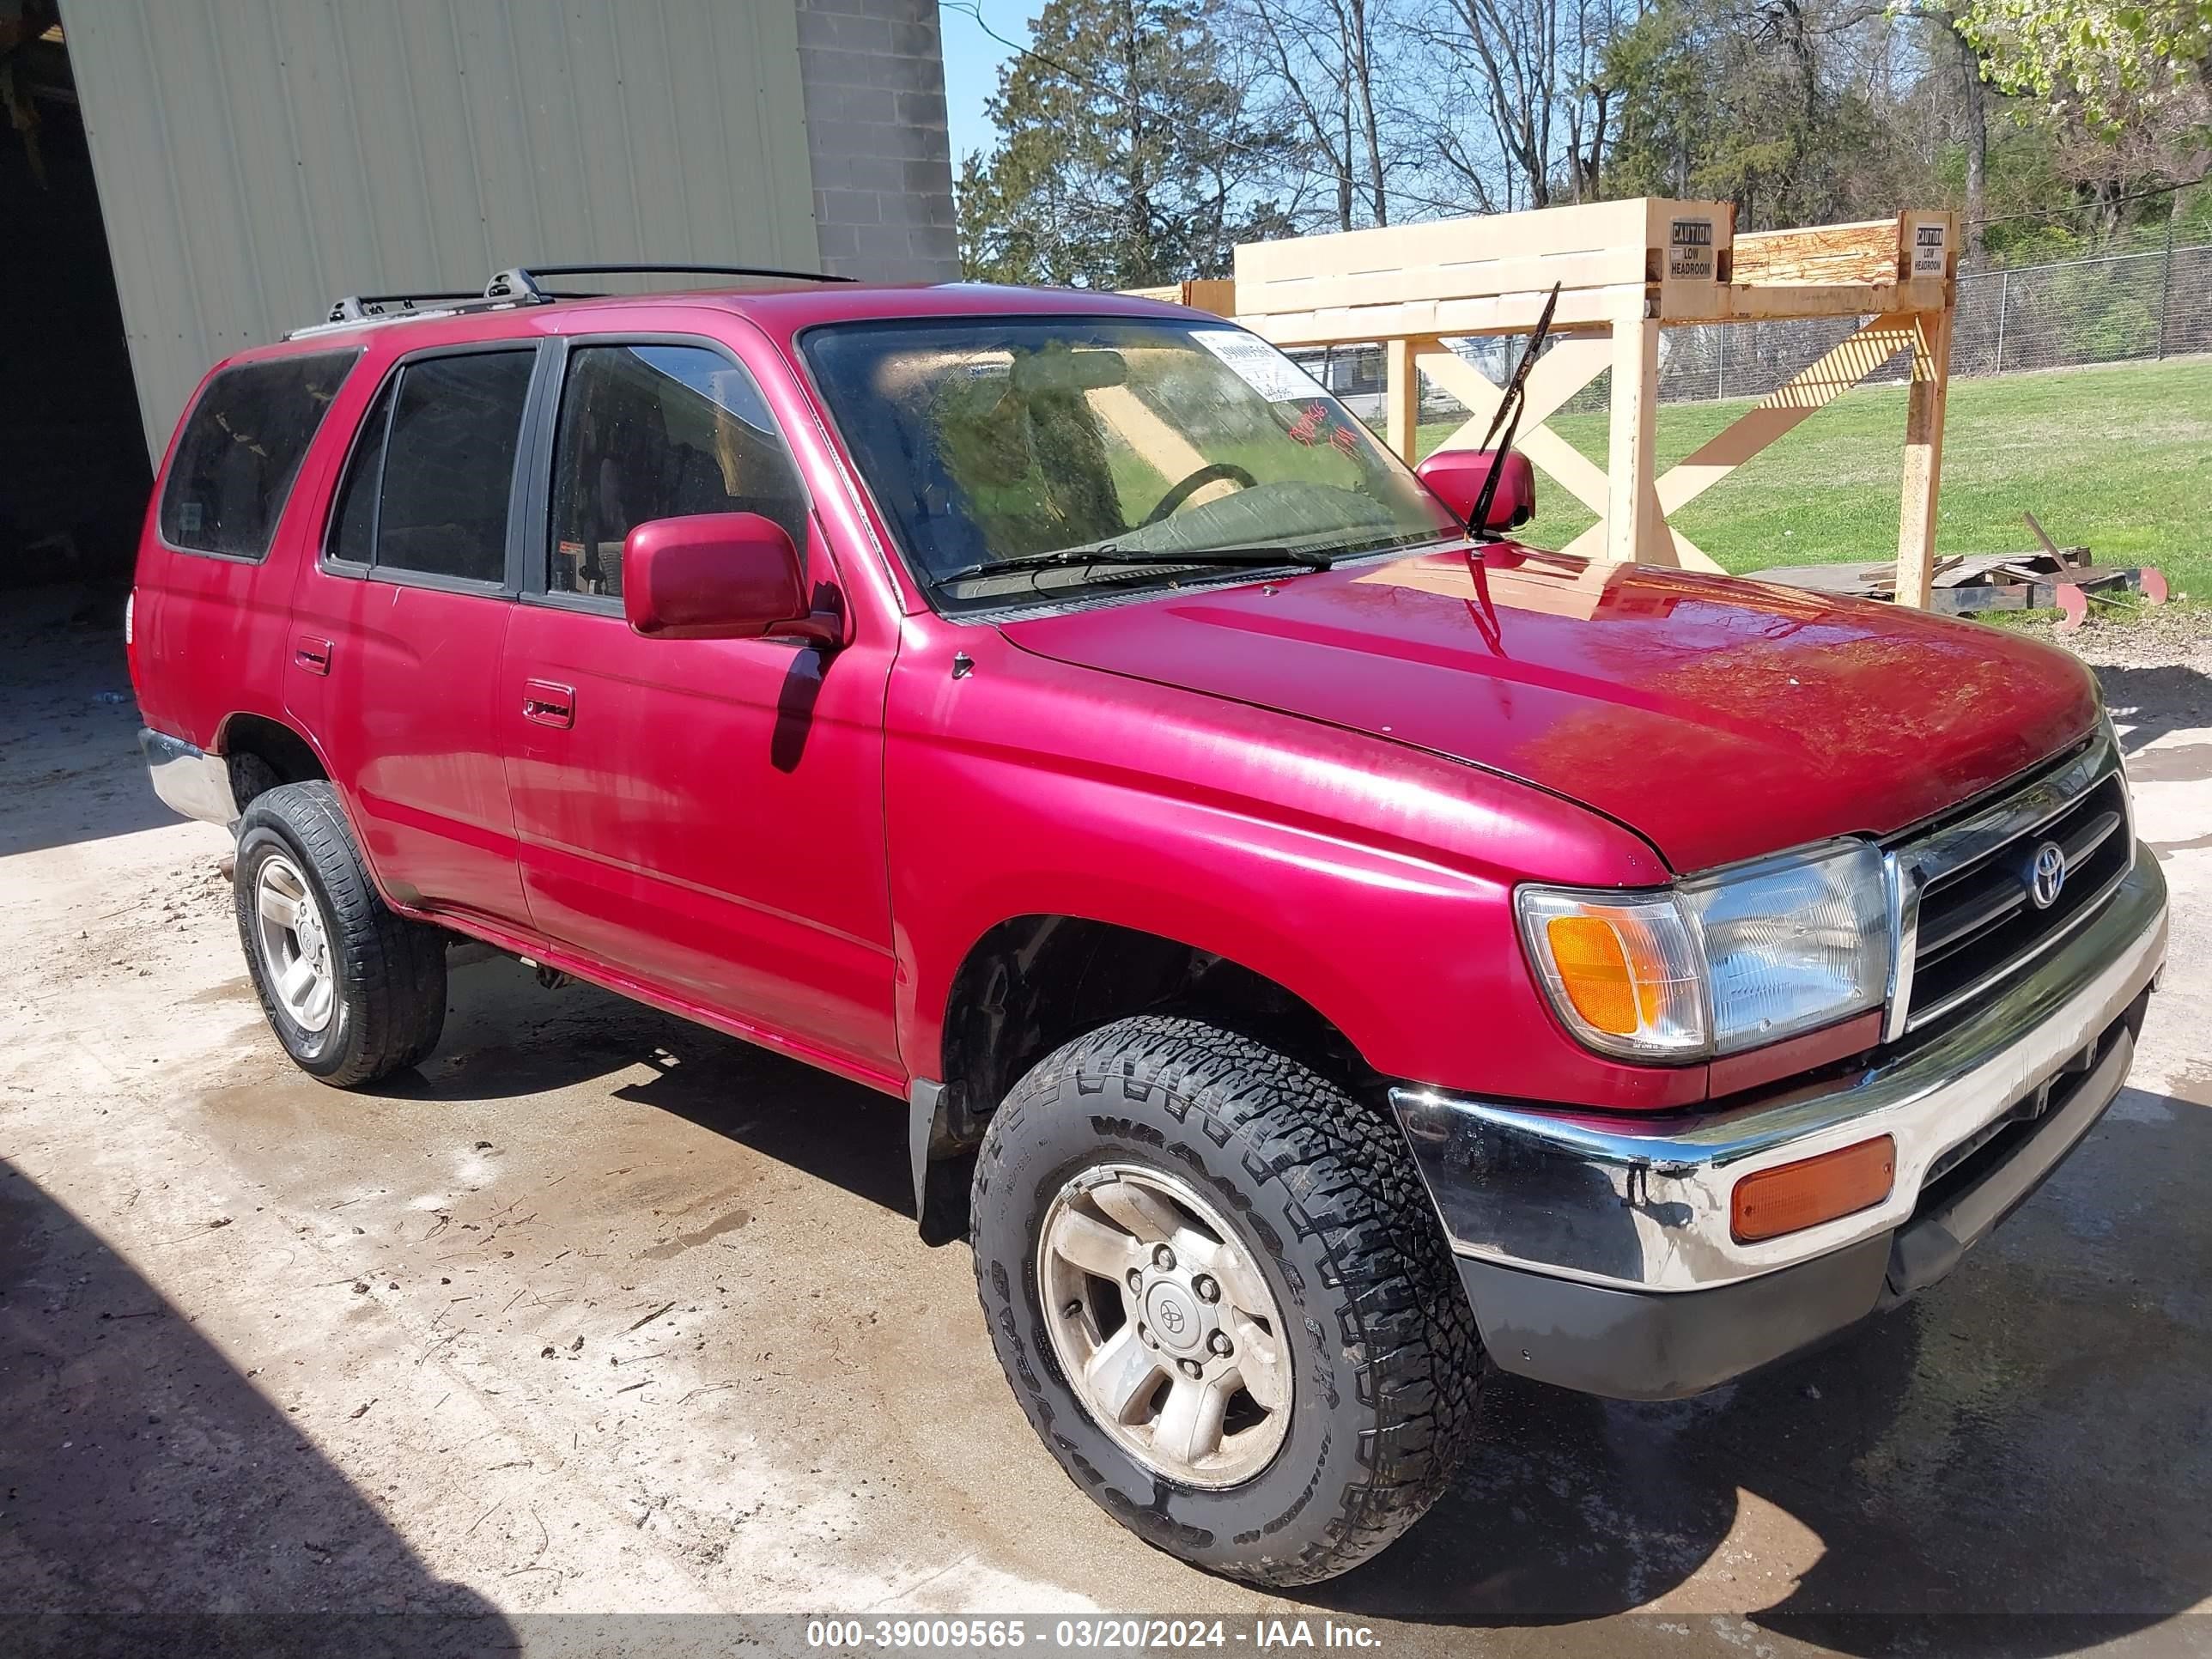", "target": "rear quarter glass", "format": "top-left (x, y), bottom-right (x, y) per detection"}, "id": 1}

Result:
top-left (158, 349), bottom-right (362, 561)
